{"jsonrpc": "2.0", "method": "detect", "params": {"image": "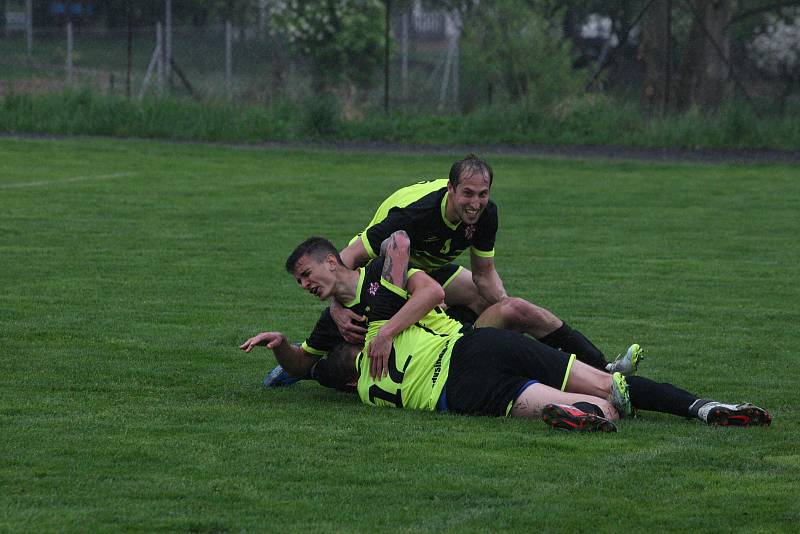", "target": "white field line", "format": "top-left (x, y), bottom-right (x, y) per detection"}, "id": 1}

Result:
top-left (0, 172), bottom-right (135, 190)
